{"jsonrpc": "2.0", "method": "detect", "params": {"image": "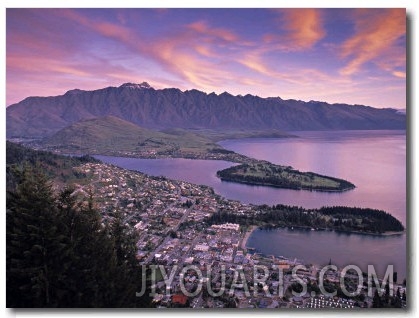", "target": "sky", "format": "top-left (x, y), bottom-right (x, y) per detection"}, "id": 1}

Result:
top-left (6, 8), bottom-right (406, 109)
